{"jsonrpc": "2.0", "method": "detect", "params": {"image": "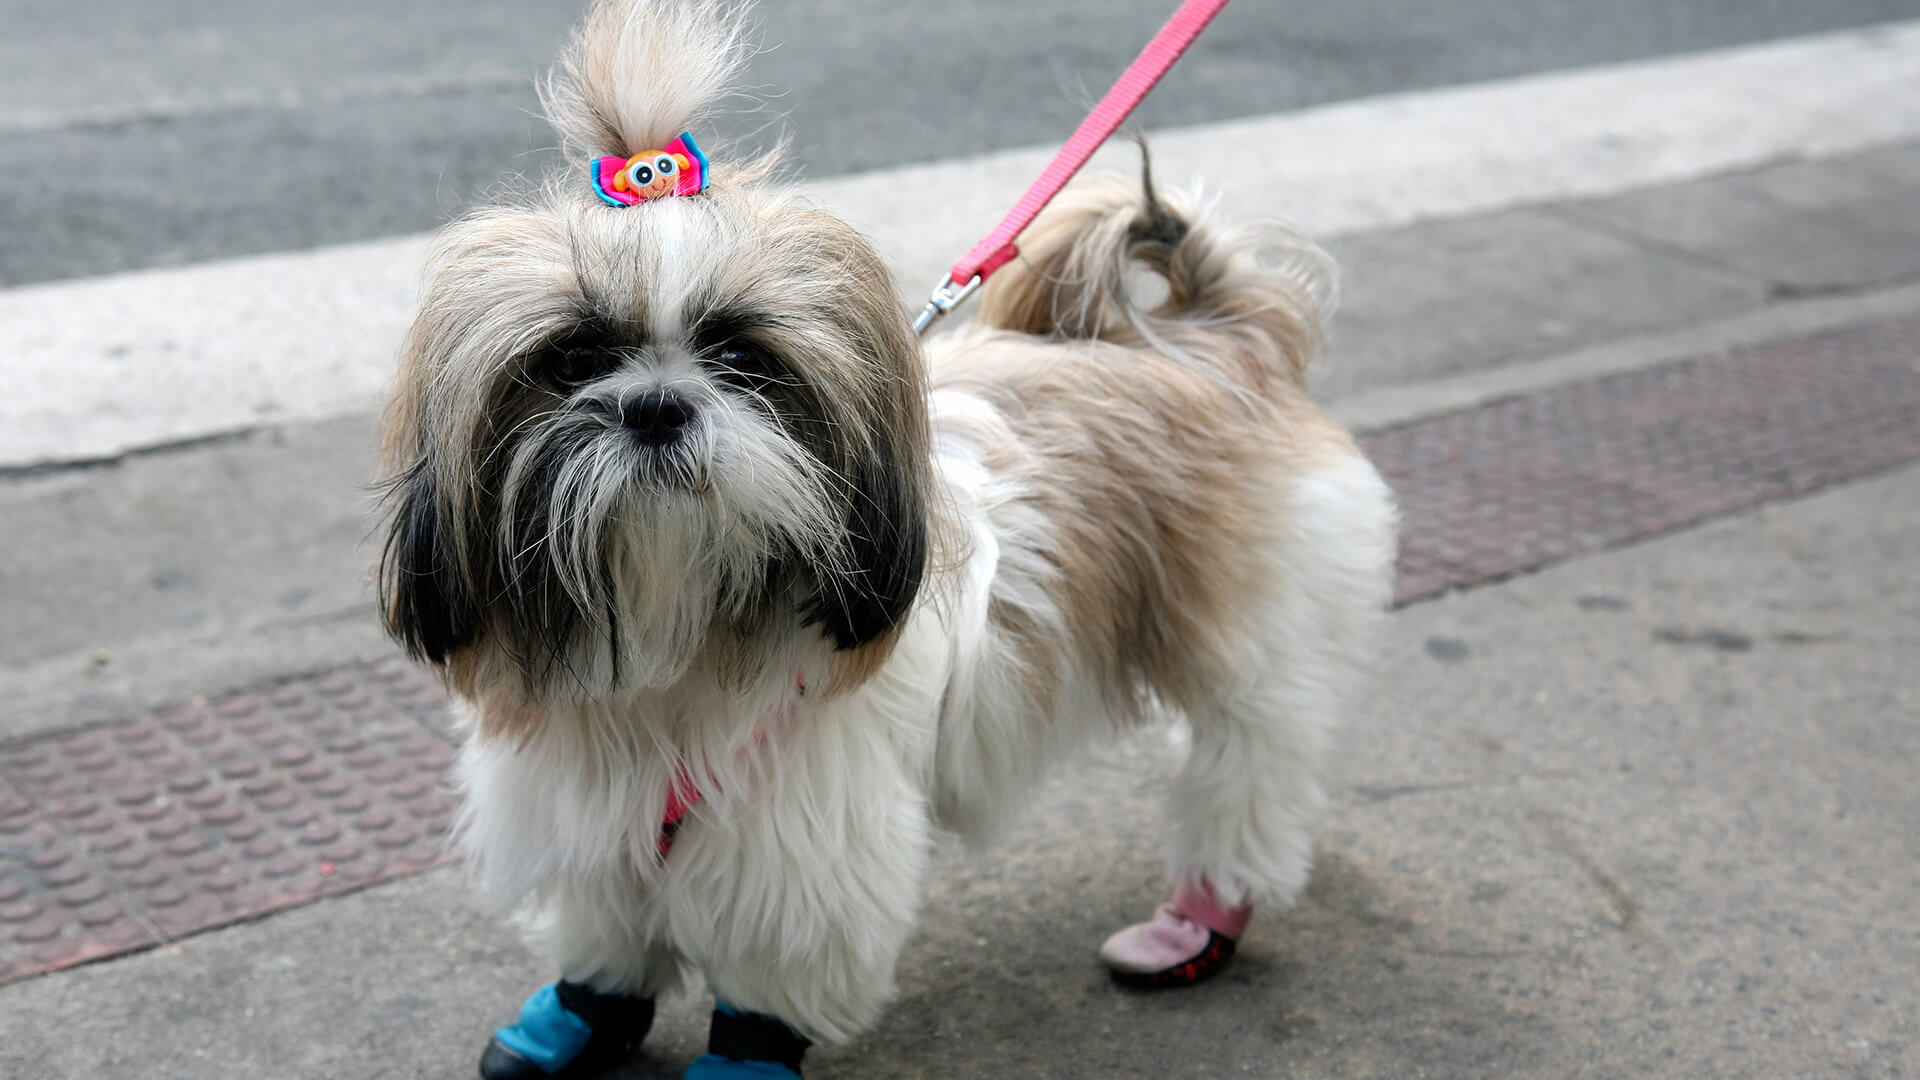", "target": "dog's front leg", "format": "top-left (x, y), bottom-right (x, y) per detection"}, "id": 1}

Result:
top-left (479, 871), bottom-right (686, 1079)
top-left (680, 745), bottom-right (935, 1078)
